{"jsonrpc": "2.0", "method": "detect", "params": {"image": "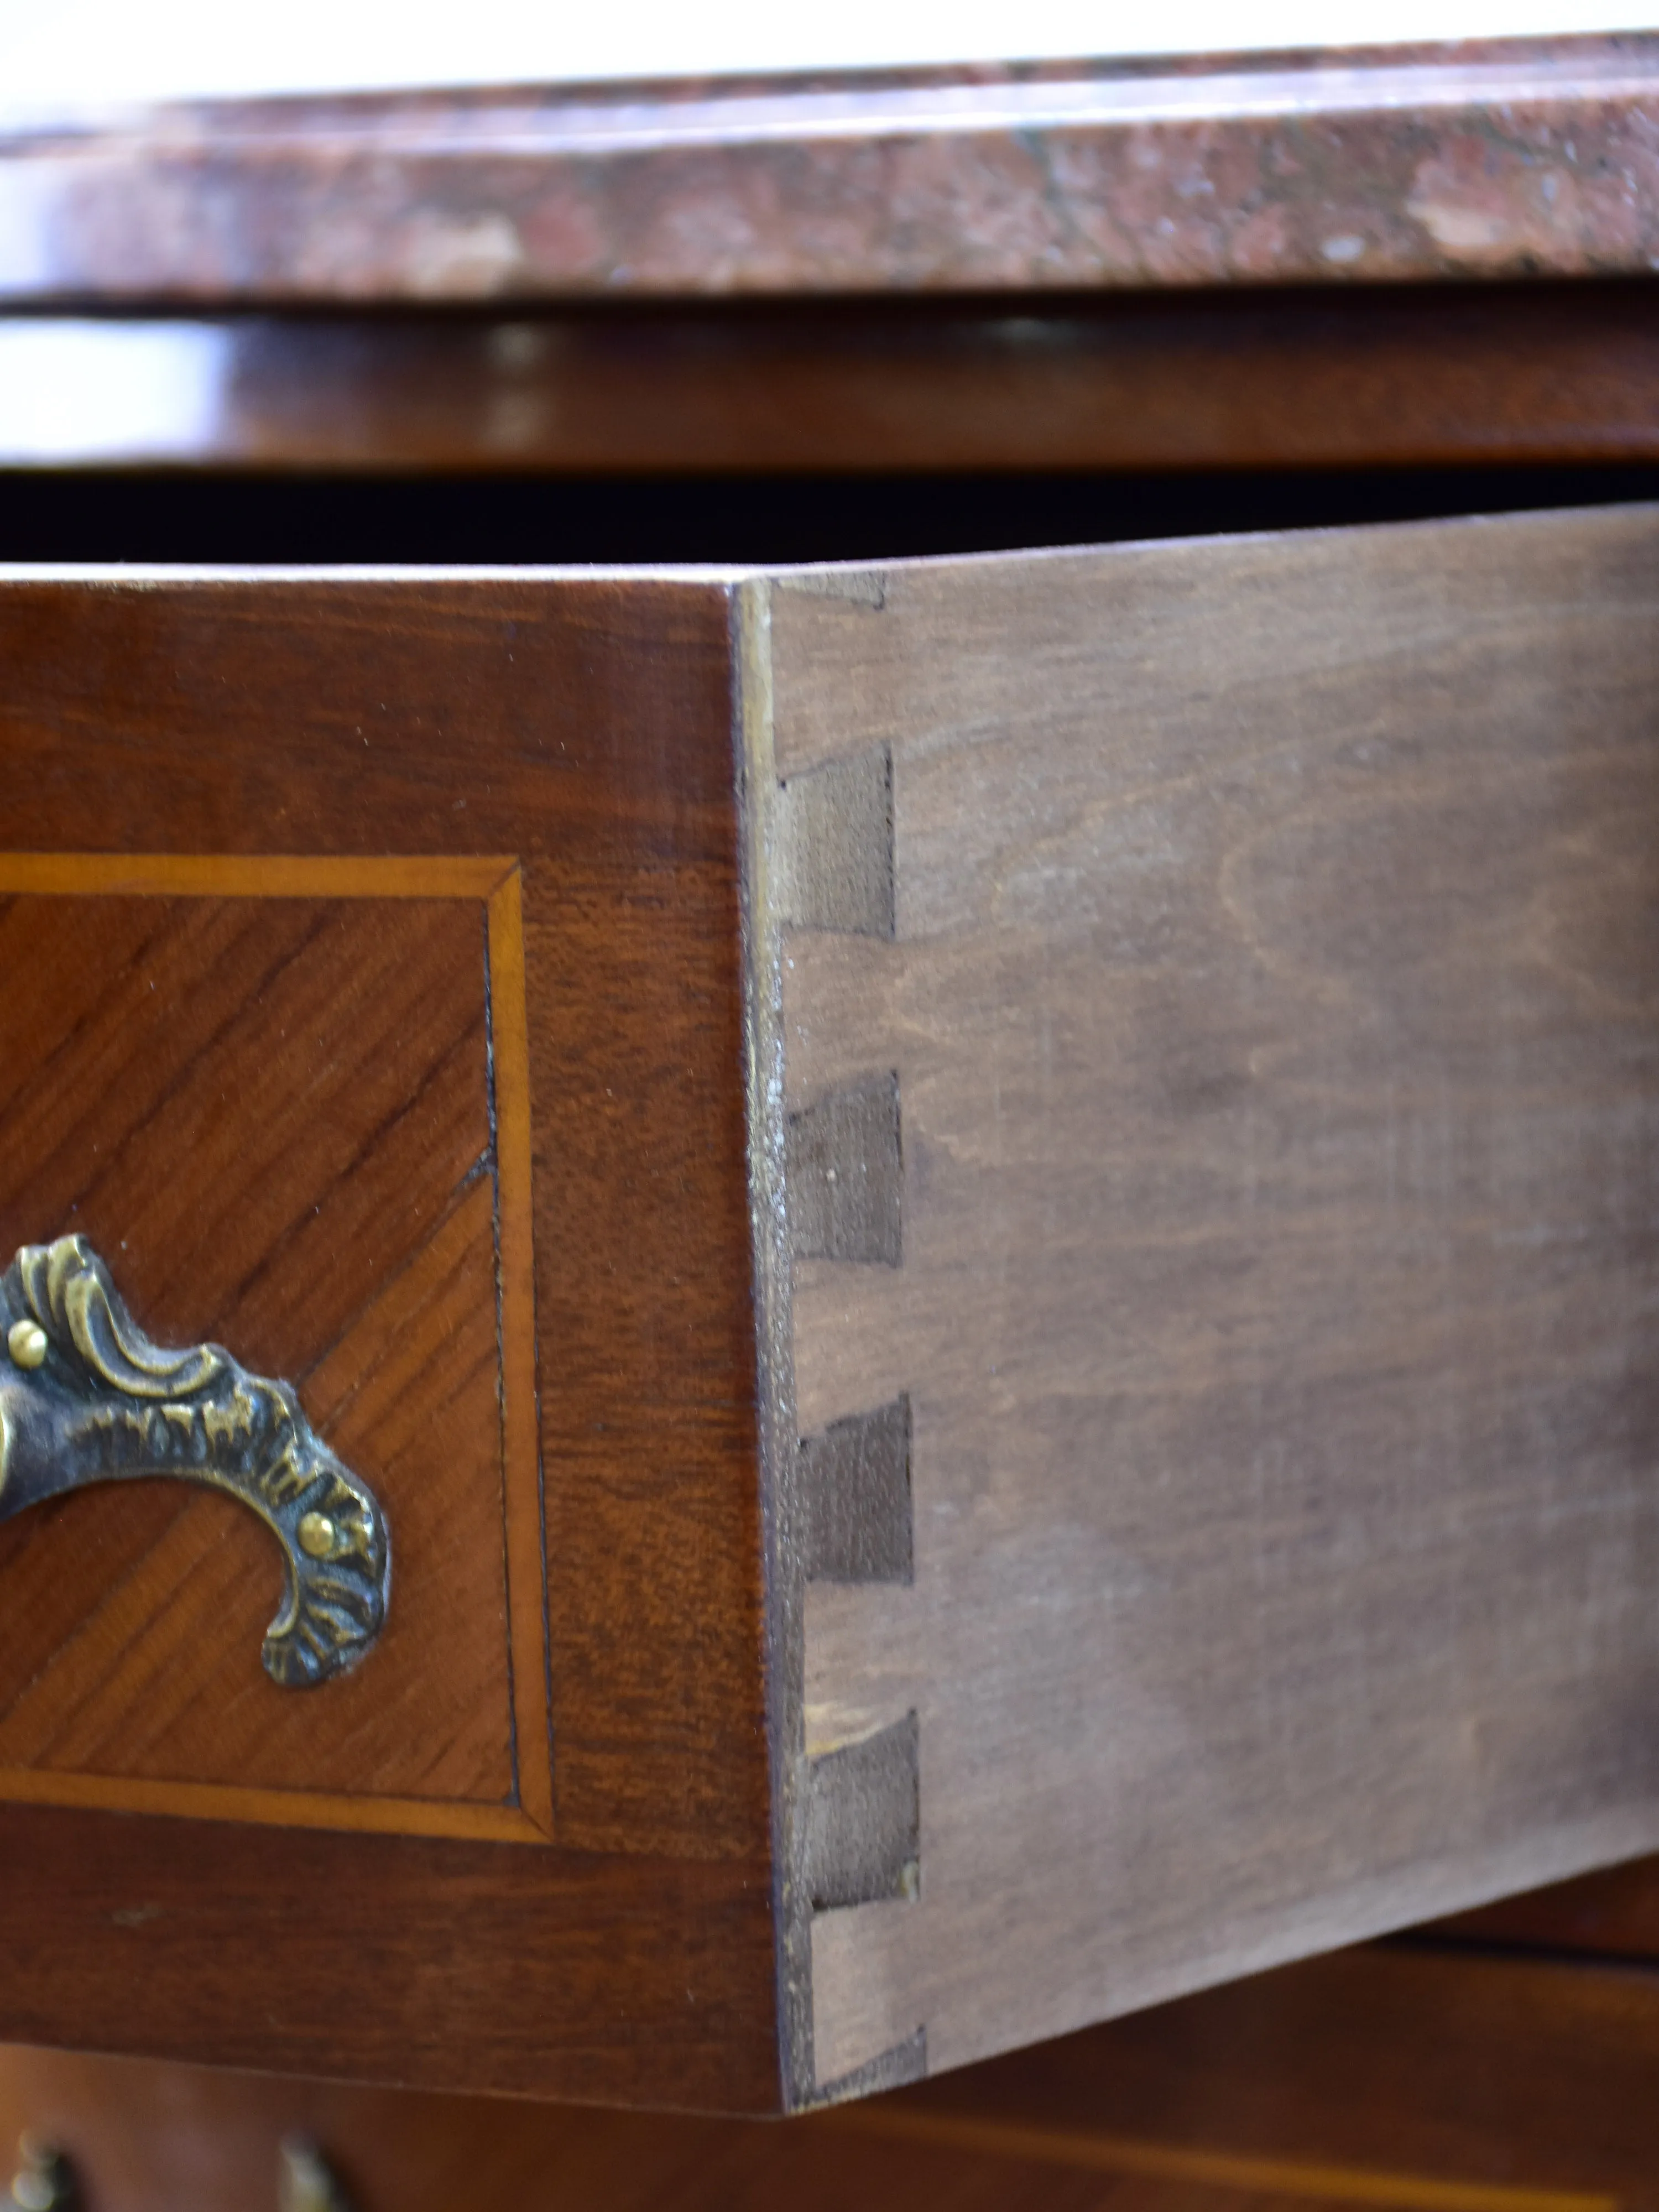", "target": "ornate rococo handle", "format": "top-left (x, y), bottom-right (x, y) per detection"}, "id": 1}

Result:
top-left (0, 1238), bottom-right (390, 1687)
